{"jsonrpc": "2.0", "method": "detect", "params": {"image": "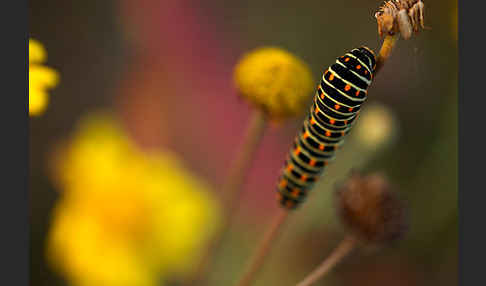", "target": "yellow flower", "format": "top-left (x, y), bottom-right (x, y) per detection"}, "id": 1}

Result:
top-left (234, 47), bottom-right (314, 119)
top-left (29, 38), bottom-right (59, 116)
top-left (46, 113), bottom-right (220, 286)
top-left (353, 102), bottom-right (398, 151)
